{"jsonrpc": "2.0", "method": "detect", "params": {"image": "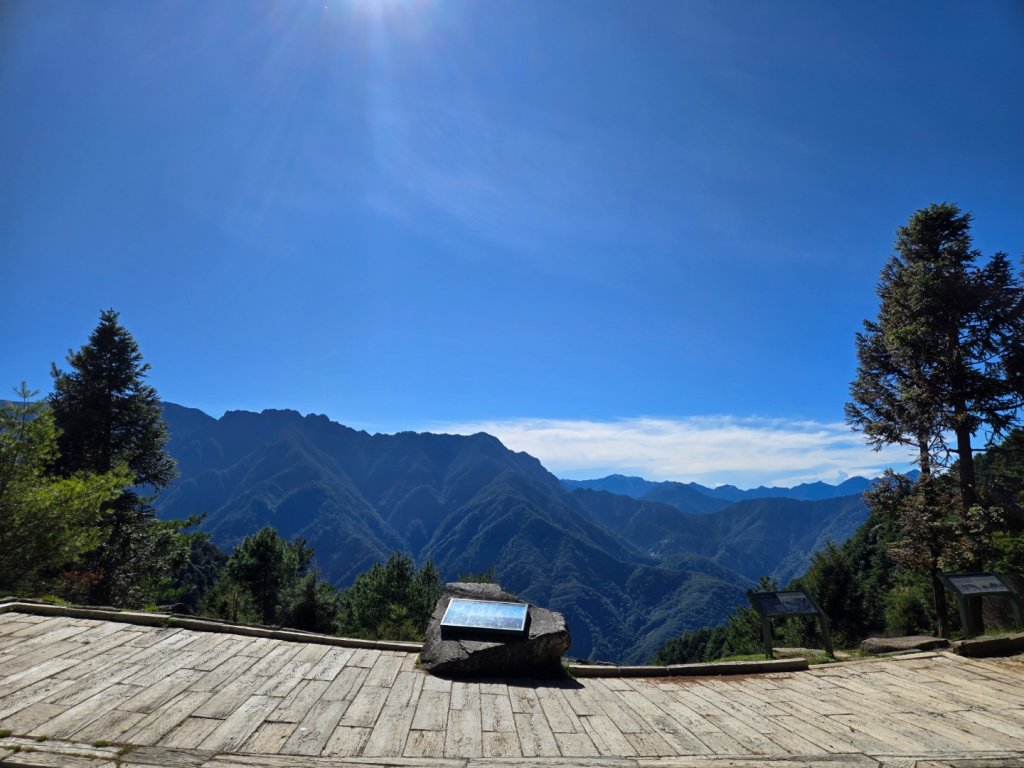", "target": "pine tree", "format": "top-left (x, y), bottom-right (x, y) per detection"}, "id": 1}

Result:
top-left (50, 309), bottom-right (175, 489)
top-left (49, 310), bottom-right (183, 606)
top-left (847, 203), bottom-right (1024, 635)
